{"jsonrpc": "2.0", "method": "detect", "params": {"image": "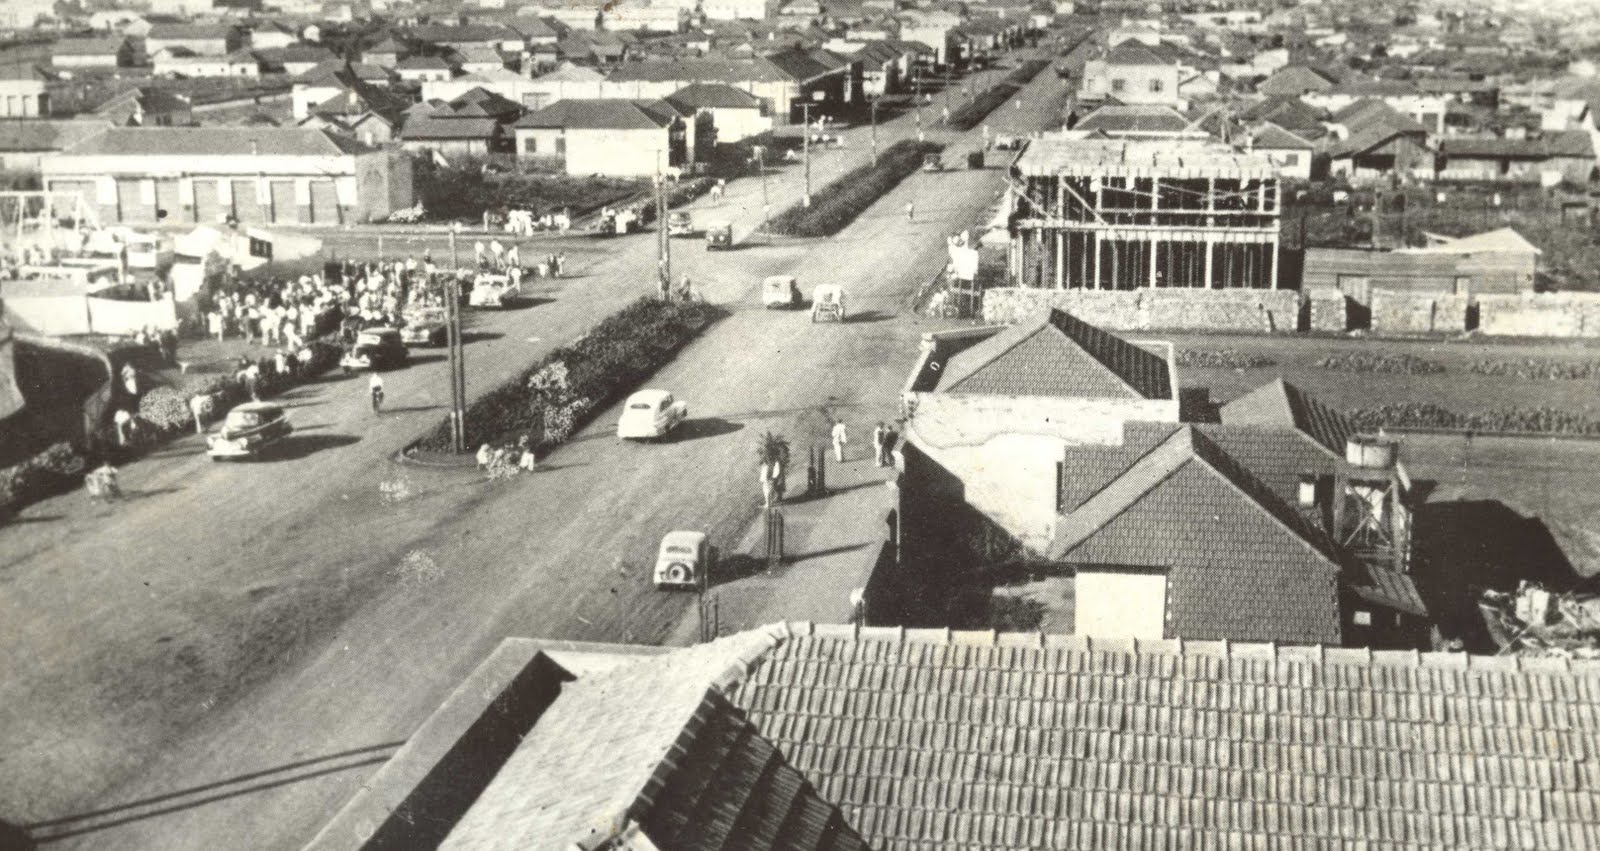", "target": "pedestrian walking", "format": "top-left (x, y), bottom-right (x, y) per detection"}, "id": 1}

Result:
top-left (368, 372), bottom-right (384, 413)
top-left (872, 421), bottom-right (887, 467)
top-left (518, 435), bottom-right (538, 472)
top-left (476, 443), bottom-right (493, 469)
top-left (244, 361), bottom-right (261, 401)
top-left (760, 460), bottom-right (776, 508)
top-left (678, 273), bottom-right (692, 302)
top-left (113, 408), bottom-right (134, 445)
top-left (905, 201), bottom-right (915, 223)
top-left (882, 423), bottom-right (898, 466)
top-left (831, 420), bottom-right (849, 463)
top-left (189, 393), bottom-right (208, 435)
top-left (554, 253), bottom-right (565, 277)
